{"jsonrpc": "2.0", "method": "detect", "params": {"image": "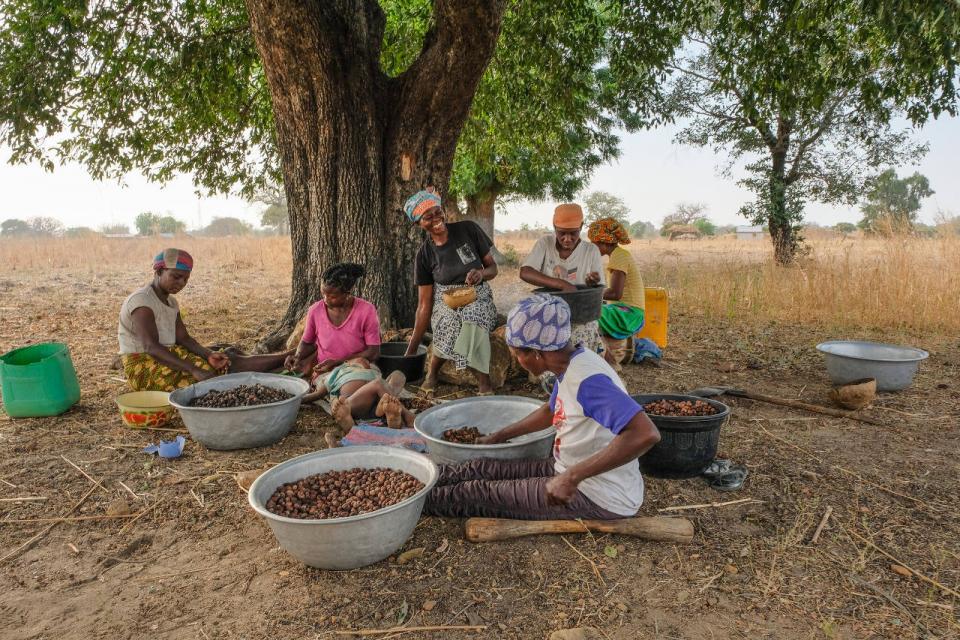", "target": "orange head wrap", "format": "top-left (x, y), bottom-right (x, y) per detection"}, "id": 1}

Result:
top-left (553, 203), bottom-right (584, 229)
